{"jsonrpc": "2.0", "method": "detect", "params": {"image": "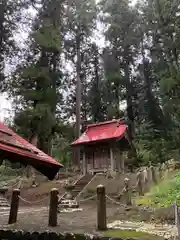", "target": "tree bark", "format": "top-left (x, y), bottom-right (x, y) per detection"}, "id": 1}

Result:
top-left (124, 60), bottom-right (134, 140)
top-left (26, 134), bottom-right (38, 179)
top-left (74, 33), bottom-right (81, 168)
